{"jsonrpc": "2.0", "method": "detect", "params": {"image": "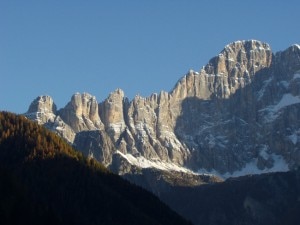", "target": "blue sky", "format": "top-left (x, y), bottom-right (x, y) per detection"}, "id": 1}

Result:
top-left (1, 0), bottom-right (300, 113)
